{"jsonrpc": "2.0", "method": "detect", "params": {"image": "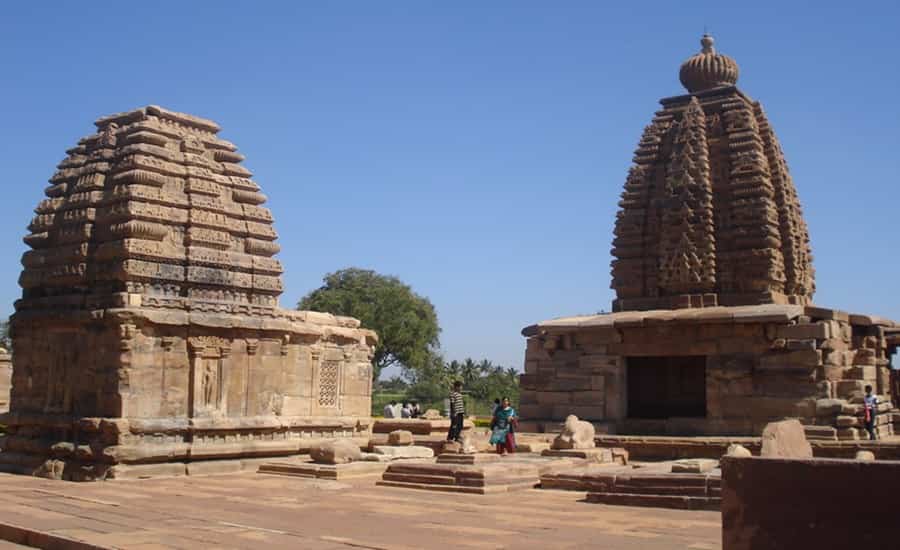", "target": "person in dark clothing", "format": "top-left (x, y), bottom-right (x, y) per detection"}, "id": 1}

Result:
top-left (447, 381), bottom-right (465, 442)
top-left (863, 385), bottom-right (878, 440)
